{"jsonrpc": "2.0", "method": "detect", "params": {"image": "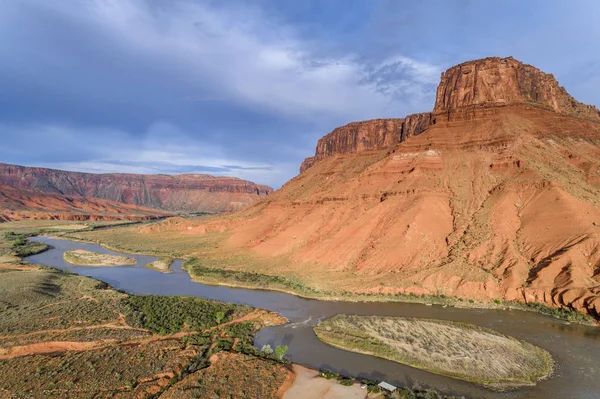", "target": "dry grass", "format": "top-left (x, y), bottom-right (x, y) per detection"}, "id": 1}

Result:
top-left (145, 257), bottom-right (174, 273)
top-left (0, 263), bottom-right (290, 398)
top-left (314, 315), bottom-right (552, 390)
top-left (161, 352), bottom-right (290, 399)
top-left (63, 249), bottom-right (137, 266)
